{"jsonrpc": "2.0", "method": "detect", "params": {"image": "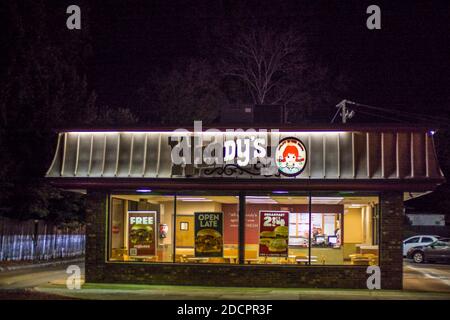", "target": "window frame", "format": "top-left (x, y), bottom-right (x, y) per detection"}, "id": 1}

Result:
top-left (106, 190), bottom-right (379, 267)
